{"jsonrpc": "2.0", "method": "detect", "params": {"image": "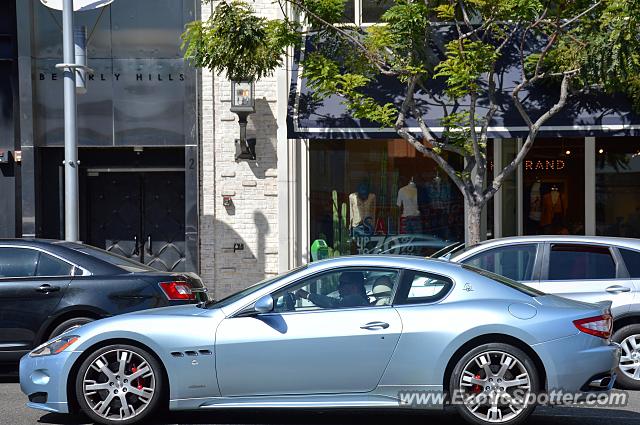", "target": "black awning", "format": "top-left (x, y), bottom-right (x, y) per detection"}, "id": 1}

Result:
top-left (288, 32), bottom-right (640, 140)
